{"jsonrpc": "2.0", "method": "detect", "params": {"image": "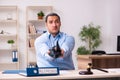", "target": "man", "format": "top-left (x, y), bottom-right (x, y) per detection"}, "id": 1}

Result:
top-left (34, 13), bottom-right (75, 70)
